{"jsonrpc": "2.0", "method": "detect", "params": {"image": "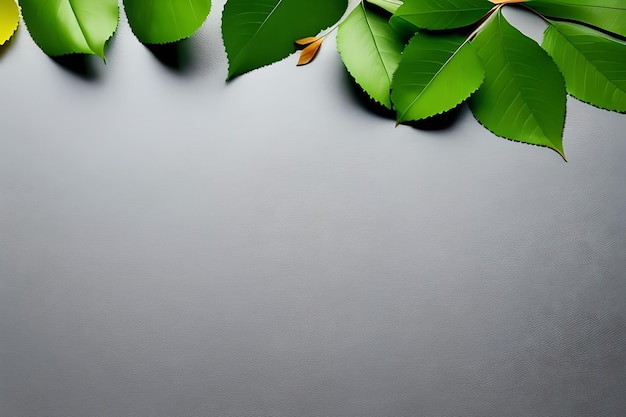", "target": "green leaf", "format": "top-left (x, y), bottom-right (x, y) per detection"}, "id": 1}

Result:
top-left (0, 0), bottom-right (19, 46)
top-left (470, 9), bottom-right (567, 159)
top-left (366, 0), bottom-right (403, 14)
top-left (392, 32), bottom-right (484, 123)
top-left (390, 0), bottom-right (494, 32)
top-left (123, 0), bottom-right (211, 44)
top-left (526, 0), bottom-right (626, 38)
top-left (336, 2), bottom-right (404, 108)
top-left (542, 21), bottom-right (626, 113)
top-left (222, 0), bottom-right (347, 79)
top-left (20, 0), bottom-right (119, 59)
